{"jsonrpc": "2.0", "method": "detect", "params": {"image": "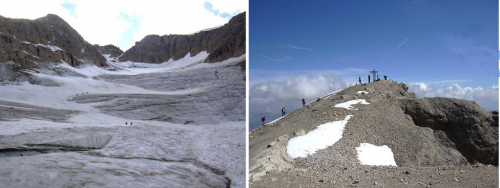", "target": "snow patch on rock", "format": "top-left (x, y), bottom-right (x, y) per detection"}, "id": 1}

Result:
top-left (265, 114), bottom-right (287, 126)
top-left (356, 143), bottom-right (397, 166)
top-left (335, 99), bottom-right (370, 110)
top-left (357, 91), bottom-right (368, 94)
top-left (21, 41), bottom-right (63, 52)
top-left (323, 89), bottom-right (341, 99)
top-left (287, 115), bottom-right (353, 158)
